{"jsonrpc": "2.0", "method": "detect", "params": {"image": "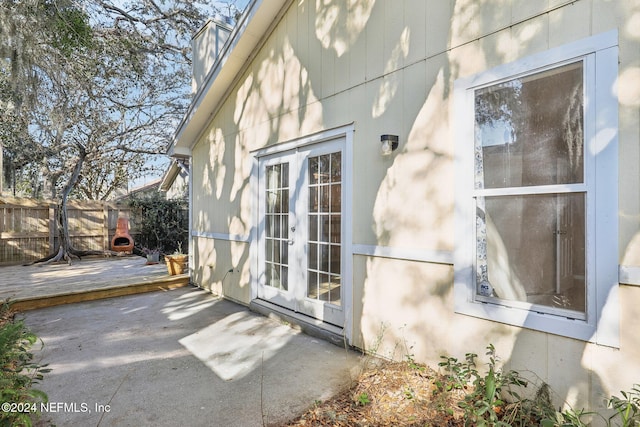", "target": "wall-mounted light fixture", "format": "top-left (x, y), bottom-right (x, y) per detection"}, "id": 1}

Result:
top-left (380, 134), bottom-right (399, 156)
